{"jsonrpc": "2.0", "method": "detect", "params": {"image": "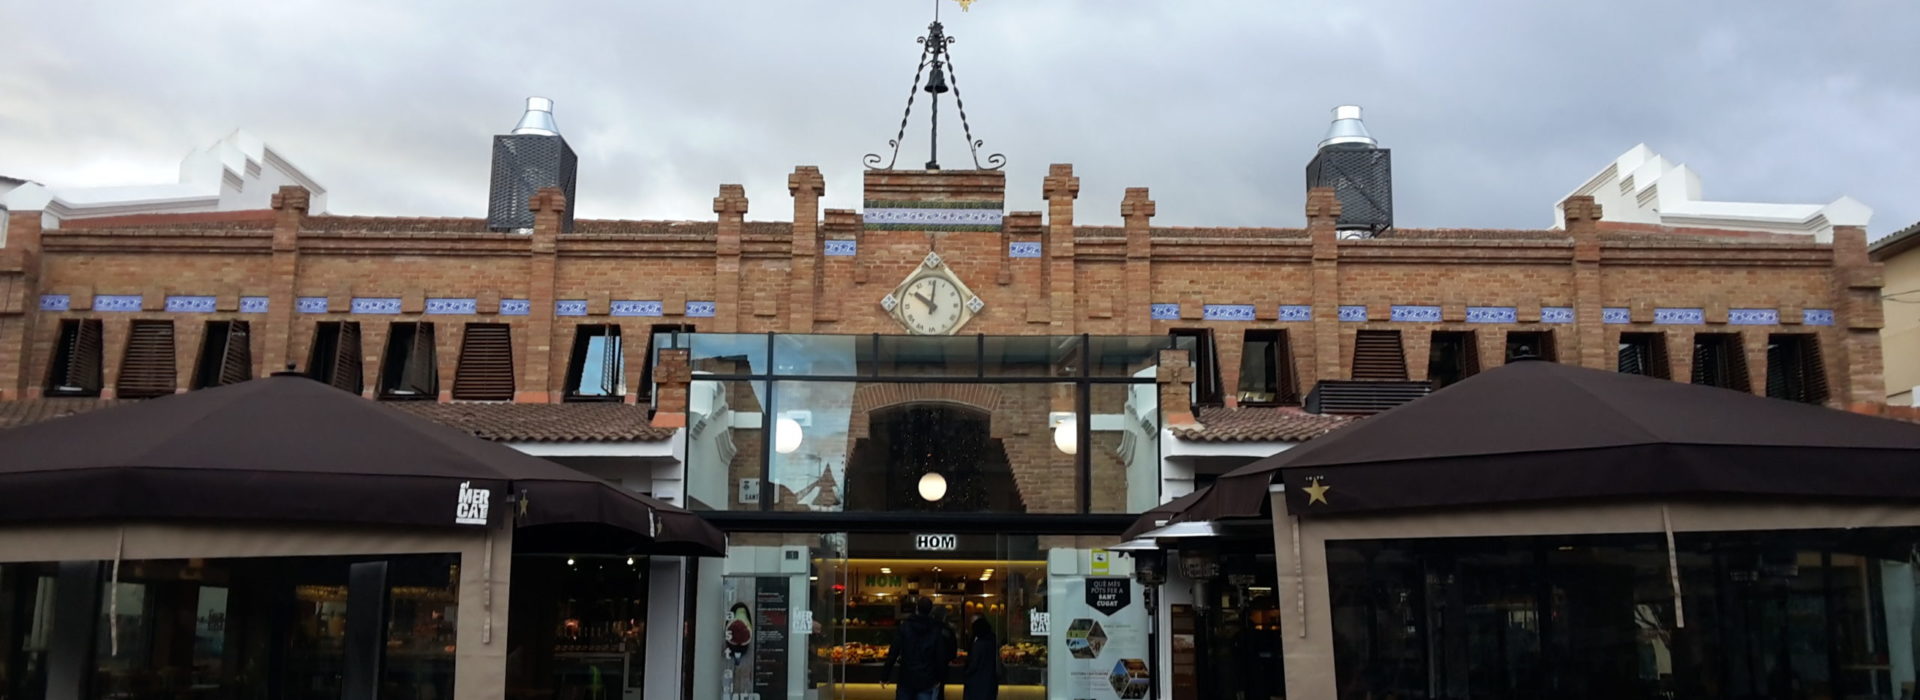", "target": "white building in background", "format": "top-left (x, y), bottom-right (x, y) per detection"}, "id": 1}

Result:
top-left (0, 129), bottom-right (326, 228)
top-left (1555, 144), bottom-right (1871, 241)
